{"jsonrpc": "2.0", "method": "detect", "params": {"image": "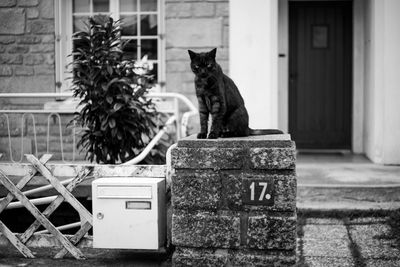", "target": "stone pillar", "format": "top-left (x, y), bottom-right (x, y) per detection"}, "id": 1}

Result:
top-left (171, 134), bottom-right (297, 266)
